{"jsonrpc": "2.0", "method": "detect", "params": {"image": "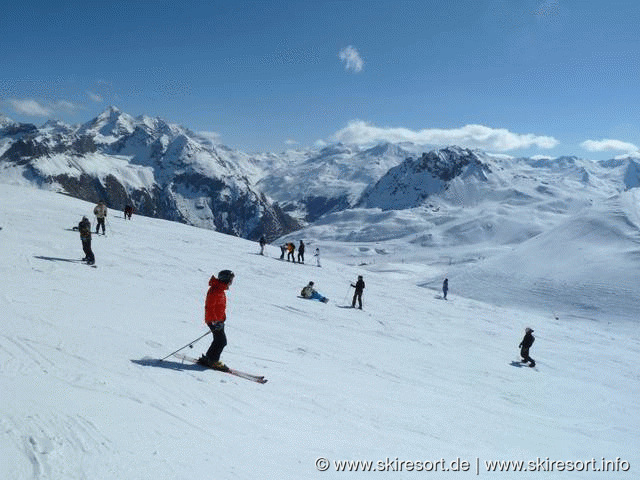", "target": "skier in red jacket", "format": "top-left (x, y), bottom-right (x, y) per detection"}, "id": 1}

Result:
top-left (198, 270), bottom-right (235, 370)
